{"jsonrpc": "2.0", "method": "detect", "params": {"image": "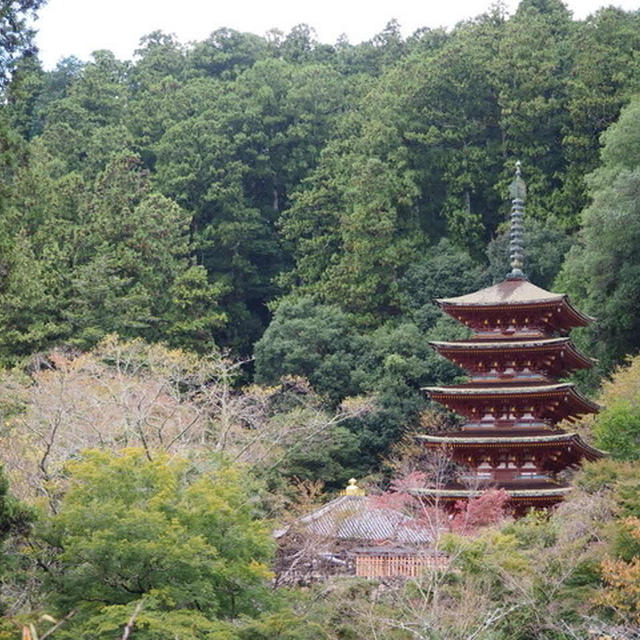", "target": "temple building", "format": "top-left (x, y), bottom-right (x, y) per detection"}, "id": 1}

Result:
top-left (274, 479), bottom-right (444, 584)
top-left (414, 163), bottom-right (605, 514)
